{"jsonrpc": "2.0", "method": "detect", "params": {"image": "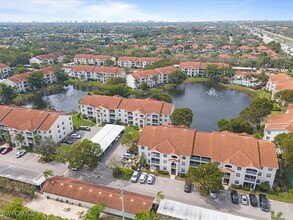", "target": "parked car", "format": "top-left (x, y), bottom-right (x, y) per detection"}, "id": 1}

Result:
top-left (120, 157), bottom-right (131, 163)
top-left (184, 182), bottom-right (192, 193)
top-left (123, 153), bottom-right (131, 159)
top-left (79, 126), bottom-right (90, 131)
top-left (0, 147), bottom-right (6, 153)
top-left (71, 133), bottom-right (81, 139)
top-left (259, 194), bottom-right (269, 212)
top-left (240, 194), bottom-right (248, 205)
top-left (147, 174), bottom-right (155, 184)
top-left (249, 193), bottom-right (258, 207)
top-left (230, 190), bottom-right (239, 204)
top-left (61, 139), bottom-right (73, 145)
top-left (139, 172), bottom-right (148, 184)
top-left (130, 170), bottom-right (141, 183)
top-left (16, 150), bottom-right (26, 158)
top-left (1, 147), bottom-right (12, 155)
